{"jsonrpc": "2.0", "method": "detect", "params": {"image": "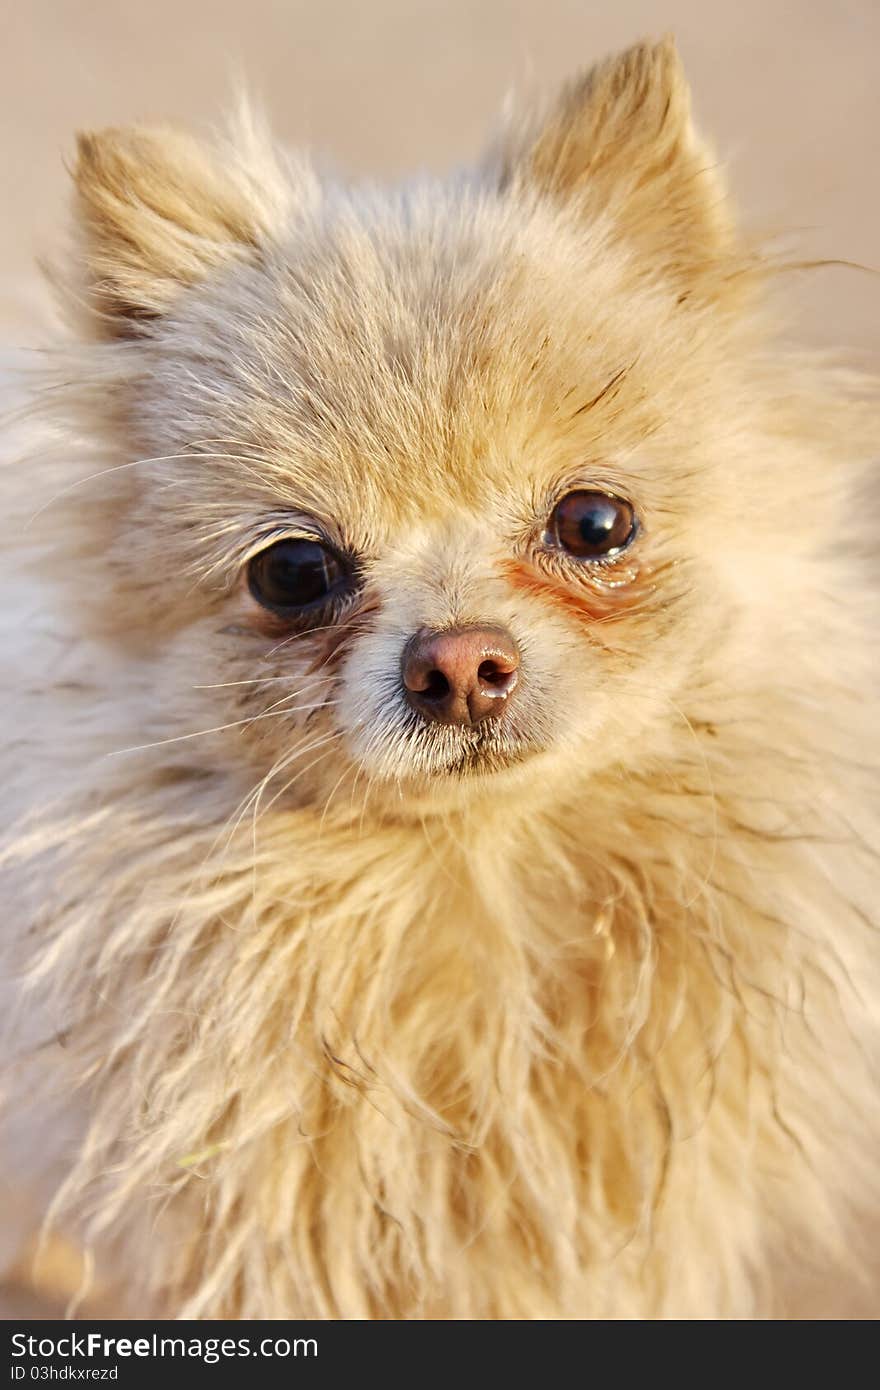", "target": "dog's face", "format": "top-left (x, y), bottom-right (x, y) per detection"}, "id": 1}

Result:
top-left (64, 42), bottom-right (782, 812)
